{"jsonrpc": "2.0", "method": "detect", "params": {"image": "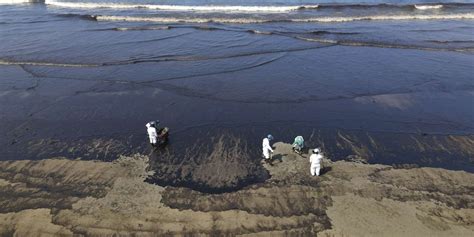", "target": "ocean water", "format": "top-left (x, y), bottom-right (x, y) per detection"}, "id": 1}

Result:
top-left (0, 1), bottom-right (473, 173)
